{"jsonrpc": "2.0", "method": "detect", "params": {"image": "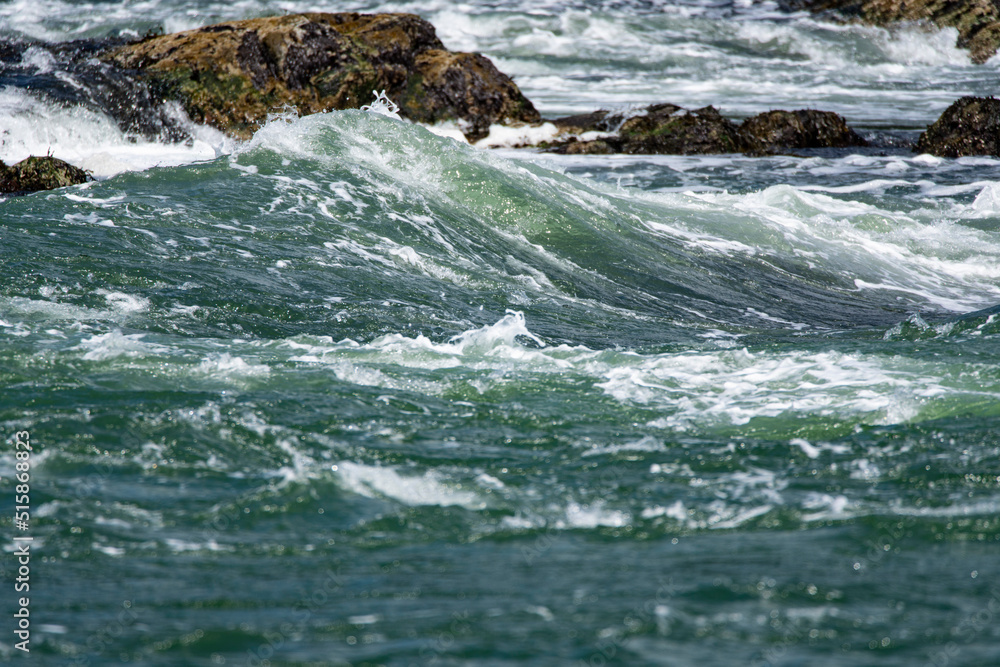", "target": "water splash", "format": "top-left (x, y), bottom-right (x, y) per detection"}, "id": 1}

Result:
top-left (360, 90), bottom-right (401, 120)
